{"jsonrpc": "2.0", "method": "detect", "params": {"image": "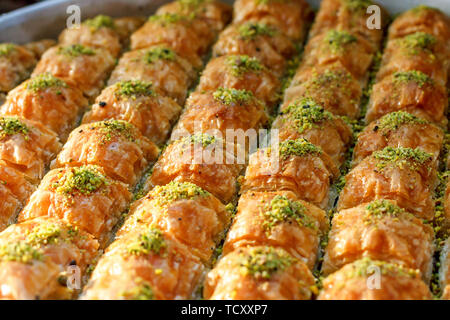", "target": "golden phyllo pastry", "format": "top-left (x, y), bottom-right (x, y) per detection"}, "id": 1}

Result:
top-left (223, 191), bottom-right (328, 269)
top-left (0, 43), bottom-right (36, 93)
top-left (52, 120), bottom-right (159, 186)
top-left (19, 165), bottom-right (131, 247)
top-left (204, 246), bottom-right (315, 300)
